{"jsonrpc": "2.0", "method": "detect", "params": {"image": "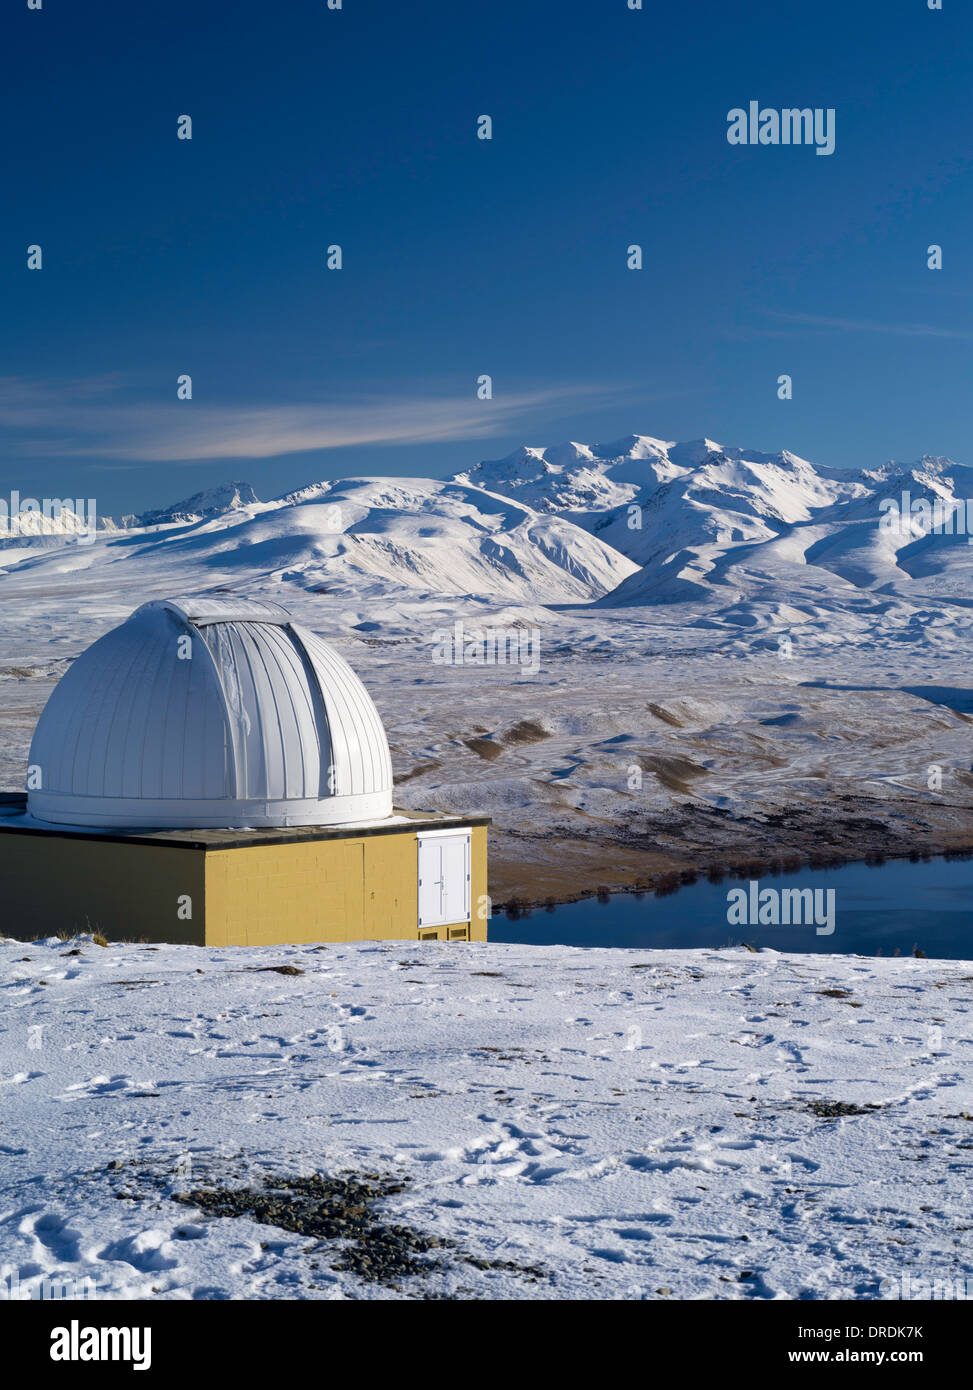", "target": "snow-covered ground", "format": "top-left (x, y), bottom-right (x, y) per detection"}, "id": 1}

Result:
top-left (1, 933), bottom-right (971, 1301)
